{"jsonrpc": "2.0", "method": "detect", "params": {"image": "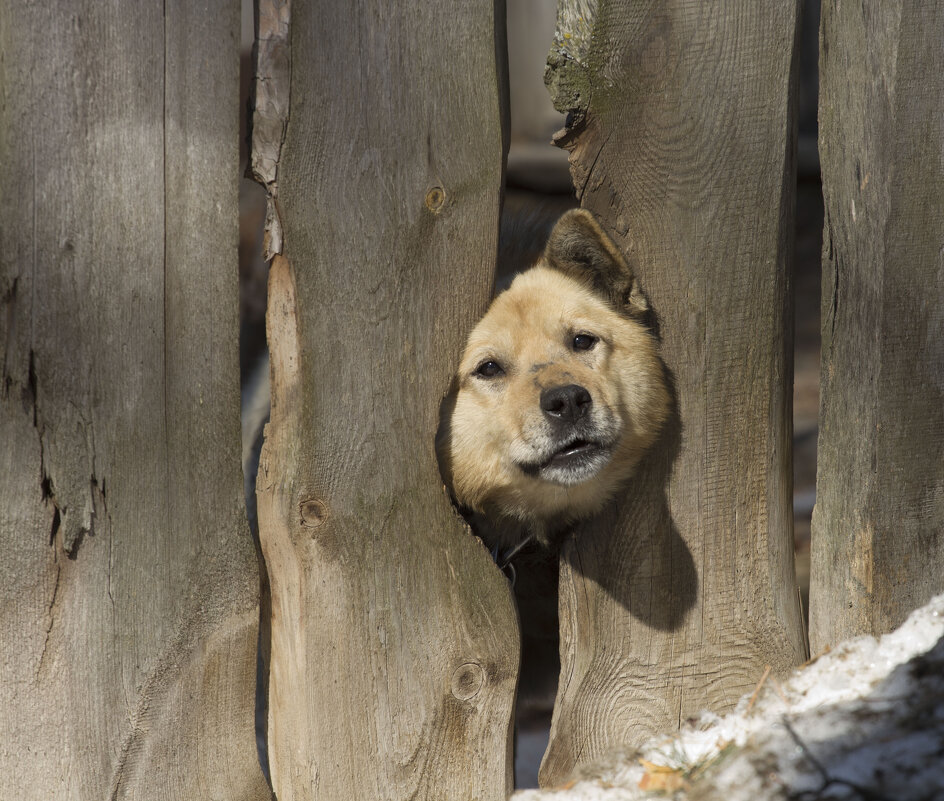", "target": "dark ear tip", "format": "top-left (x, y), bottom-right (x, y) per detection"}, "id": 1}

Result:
top-left (550, 208), bottom-right (604, 240)
top-left (544, 208), bottom-right (649, 318)
top-left (559, 208), bottom-right (596, 224)
top-left (545, 207), bottom-right (629, 272)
